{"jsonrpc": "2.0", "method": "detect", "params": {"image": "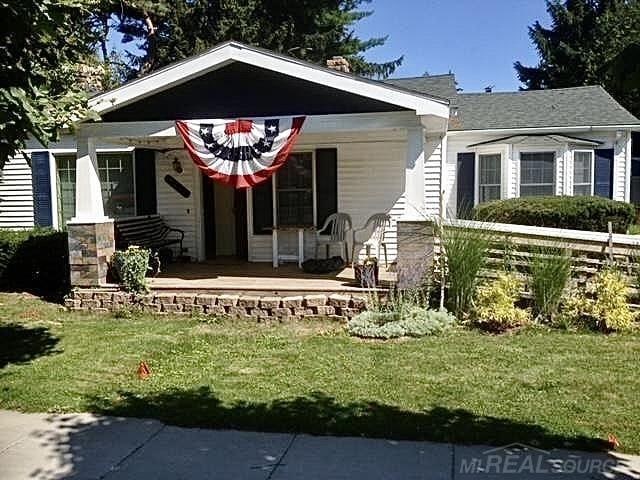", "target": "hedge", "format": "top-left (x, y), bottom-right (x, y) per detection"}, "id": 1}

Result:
top-left (472, 196), bottom-right (635, 233)
top-left (0, 229), bottom-right (69, 294)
